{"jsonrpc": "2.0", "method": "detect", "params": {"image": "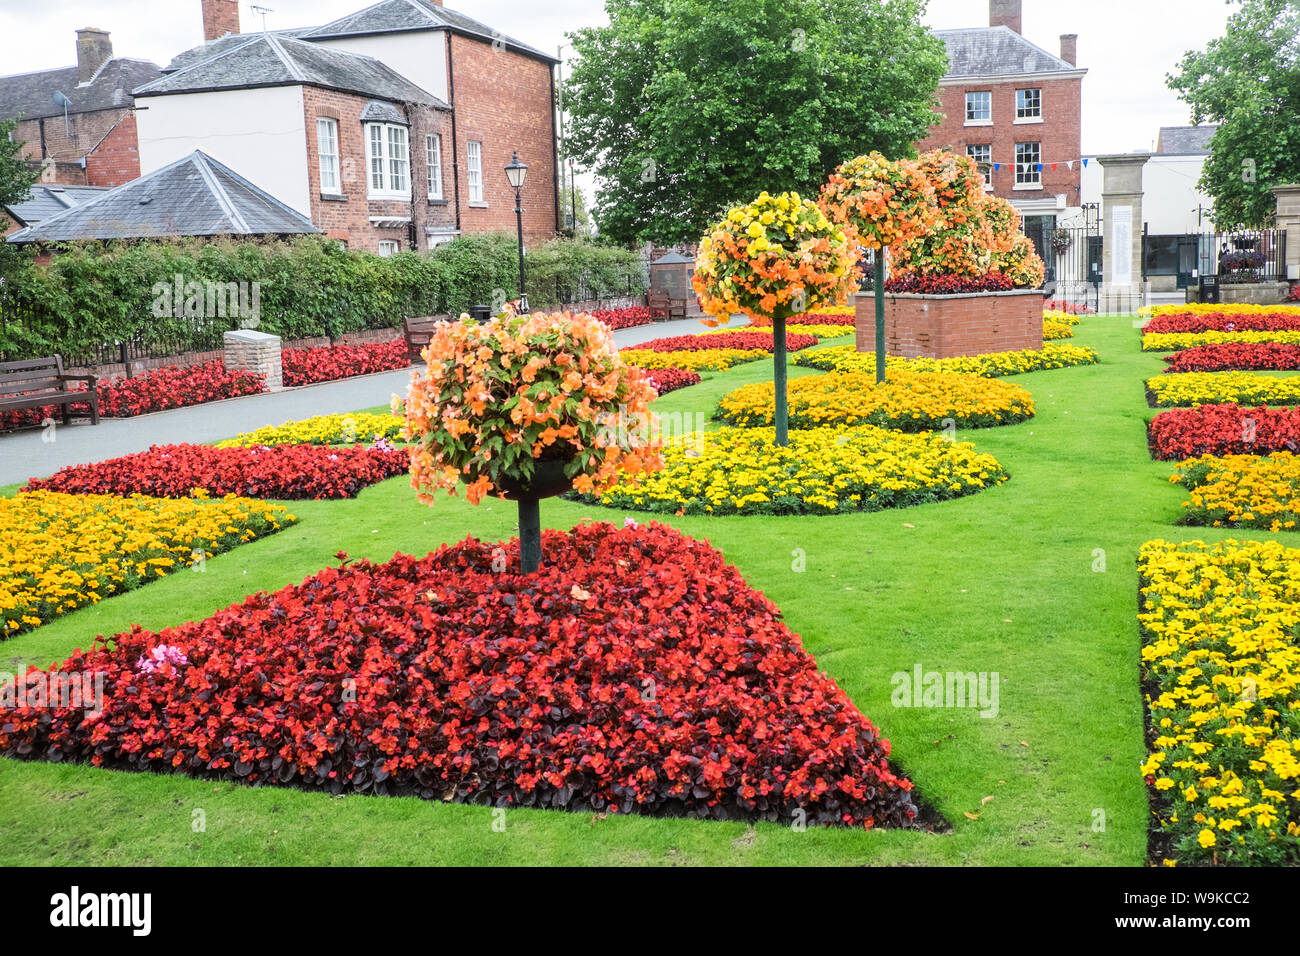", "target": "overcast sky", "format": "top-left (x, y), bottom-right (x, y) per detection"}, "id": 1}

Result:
top-left (0, 0), bottom-right (1230, 155)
